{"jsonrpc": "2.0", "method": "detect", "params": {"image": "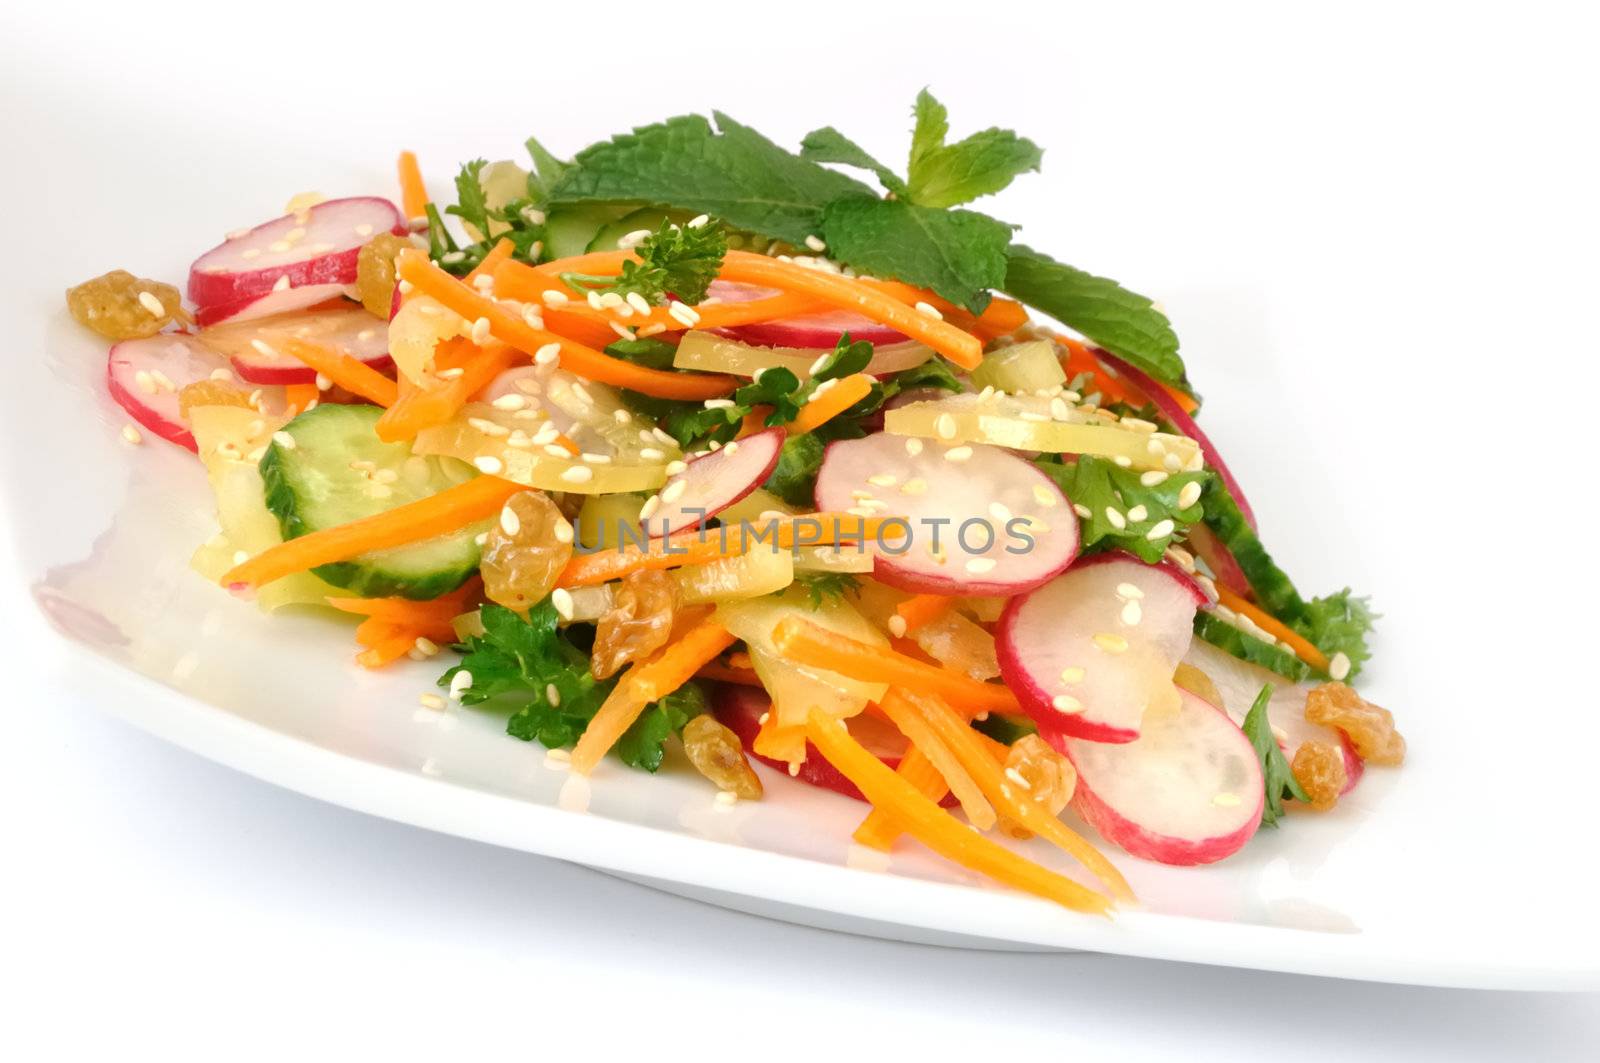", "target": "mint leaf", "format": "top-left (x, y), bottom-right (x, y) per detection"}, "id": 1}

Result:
top-left (615, 681), bottom-right (709, 773)
top-left (549, 113), bottom-right (872, 246)
top-left (1242, 683), bottom-right (1309, 827)
top-left (1003, 245), bottom-right (1183, 385)
top-left (801, 128), bottom-right (908, 198)
top-left (1293, 589), bottom-right (1378, 680)
top-left (904, 91), bottom-right (1042, 209)
top-left (524, 136), bottom-right (570, 202)
top-left (1035, 456), bottom-right (1206, 563)
top-left (821, 198), bottom-right (1009, 313)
